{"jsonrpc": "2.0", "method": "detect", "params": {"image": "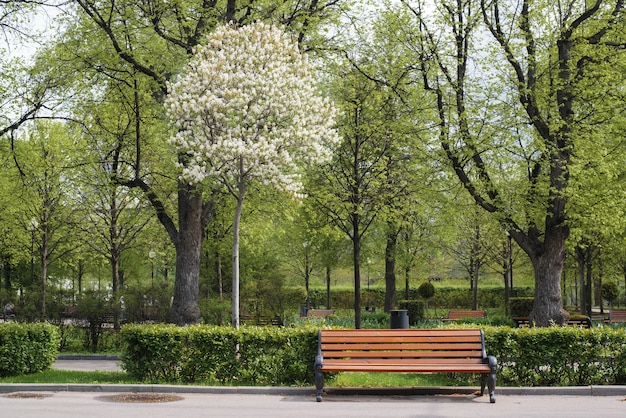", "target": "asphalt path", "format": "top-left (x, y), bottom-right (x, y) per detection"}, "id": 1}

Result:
top-left (0, 391), bottom-right (625, 418)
